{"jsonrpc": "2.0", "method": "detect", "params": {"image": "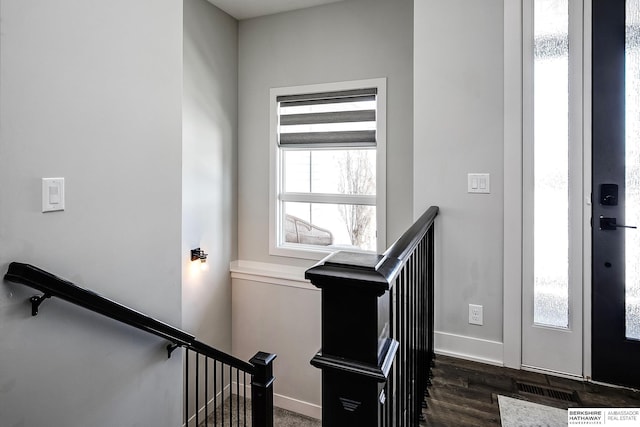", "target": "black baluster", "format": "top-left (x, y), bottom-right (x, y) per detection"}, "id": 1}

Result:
top-left (243, 371), bottom-right (248, 427)
top-left (185, 348), bottom-right (190, 427)
top-left (236, 368), bottom-right (240, 426)
top-left (195, 353), bottom-right (200, 426)
top-left (214, 361), bottom-right (218, 426)
top-left (205, 356), bottom-right (209, 426)
top-left (221, 363), bottom-right (225, 426)
top-left (229, 365), bottom-right (233, 426)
